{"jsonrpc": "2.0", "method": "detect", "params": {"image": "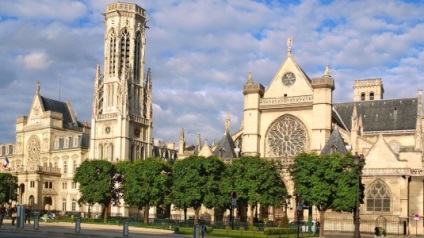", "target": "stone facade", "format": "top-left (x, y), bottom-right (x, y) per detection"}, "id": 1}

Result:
top-left (0, 1), bottom-right (423, 235)
top-left (0, 2), bottom-right (176, 217)
top-left (236, 41), bottom-right (423, 235)
top-left (1, 82), bottom-right (91, 213)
